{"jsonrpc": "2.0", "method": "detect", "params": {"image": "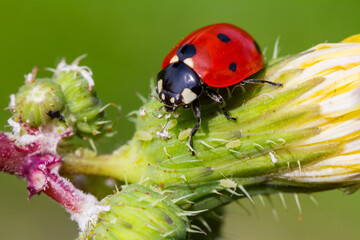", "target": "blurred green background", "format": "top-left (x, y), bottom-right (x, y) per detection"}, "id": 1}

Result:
top-left (1, 0), bottom-right (360, 239)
